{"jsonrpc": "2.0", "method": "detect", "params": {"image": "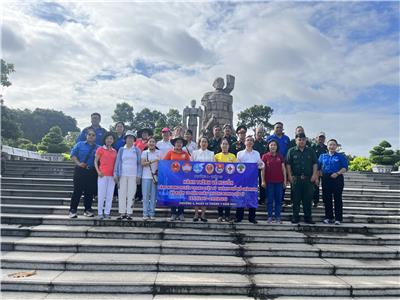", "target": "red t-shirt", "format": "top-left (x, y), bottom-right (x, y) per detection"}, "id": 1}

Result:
top-left (96, 146), bottom-right (117, 176)
top-left (164, 149), bottom-right (190, 161)
top-left (135, 139), bottom-right (148, 152)
top-left (262, 152), bottom-right (285, 183)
